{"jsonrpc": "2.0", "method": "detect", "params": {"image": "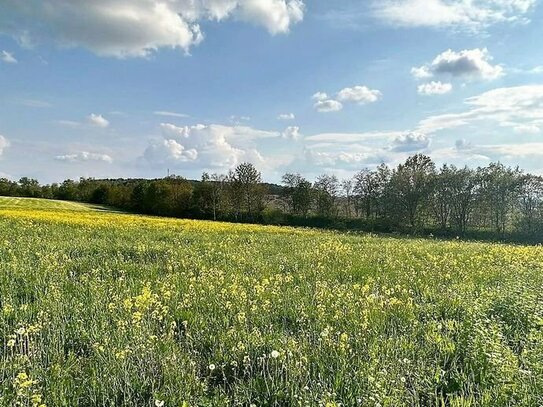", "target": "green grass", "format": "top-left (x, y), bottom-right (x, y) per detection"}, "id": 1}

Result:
top-left (0, 196), bottom-right (112, 212)
top-left (1, 198), bottom-right (542, 406)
